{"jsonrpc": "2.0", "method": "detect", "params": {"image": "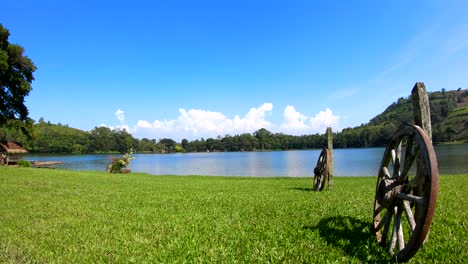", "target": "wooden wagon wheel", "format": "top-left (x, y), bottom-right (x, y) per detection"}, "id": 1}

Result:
top-left (313, 147), bottom-right (330, 191)
top-left (372, 125), bottom-right (438, 262)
